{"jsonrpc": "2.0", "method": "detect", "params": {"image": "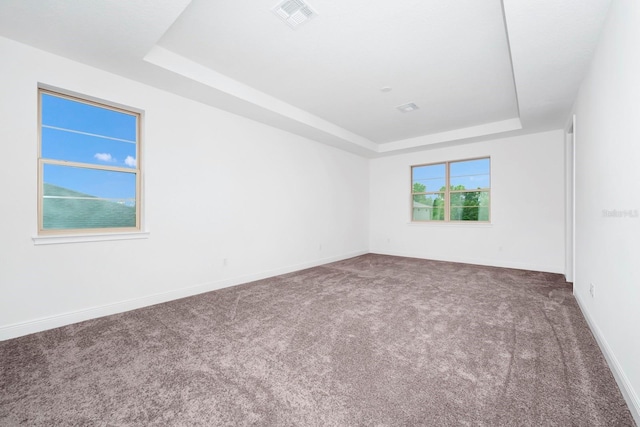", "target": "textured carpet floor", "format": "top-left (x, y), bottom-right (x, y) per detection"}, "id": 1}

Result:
top-left (0, 254), bottom-right (635, 426)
